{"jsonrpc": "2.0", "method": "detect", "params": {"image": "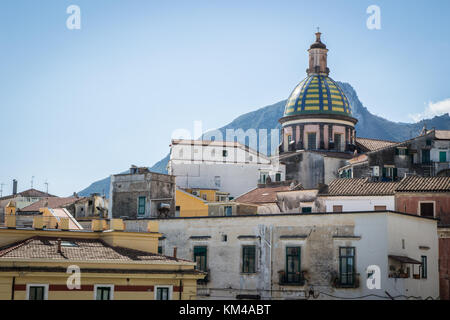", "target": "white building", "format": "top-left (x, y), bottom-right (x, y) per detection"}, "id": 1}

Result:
top-left (321, 178), bottom-right (398, 212)
top-left (167, 139), bottom-right (285, 198)
top-left (125, 211), bottom-right (439, 300)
